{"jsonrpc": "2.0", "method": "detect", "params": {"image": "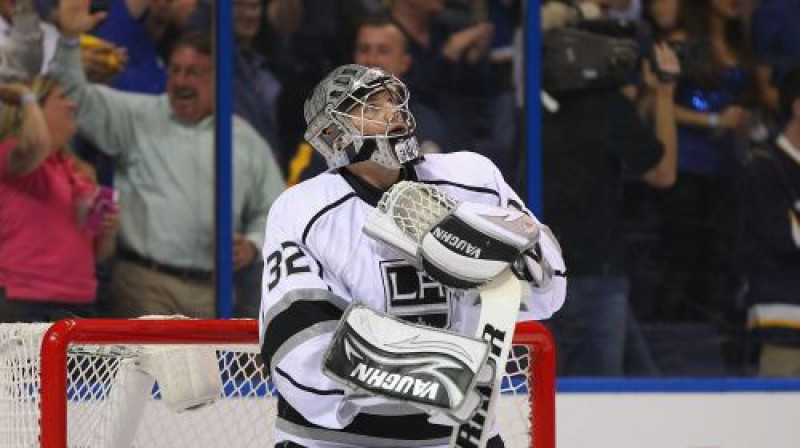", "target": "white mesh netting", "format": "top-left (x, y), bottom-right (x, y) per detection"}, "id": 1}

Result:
top-left (0, 322), bottom-right (539, 448)
top-left (377, 181), bottom-right (458, 243)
